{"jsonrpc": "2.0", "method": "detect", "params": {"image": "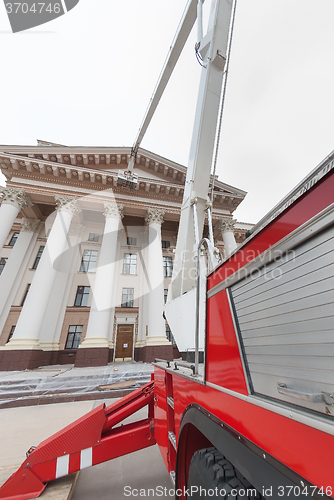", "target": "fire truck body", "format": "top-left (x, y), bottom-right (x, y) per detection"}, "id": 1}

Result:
top-left (153, 155), bottom-right (334, 498)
